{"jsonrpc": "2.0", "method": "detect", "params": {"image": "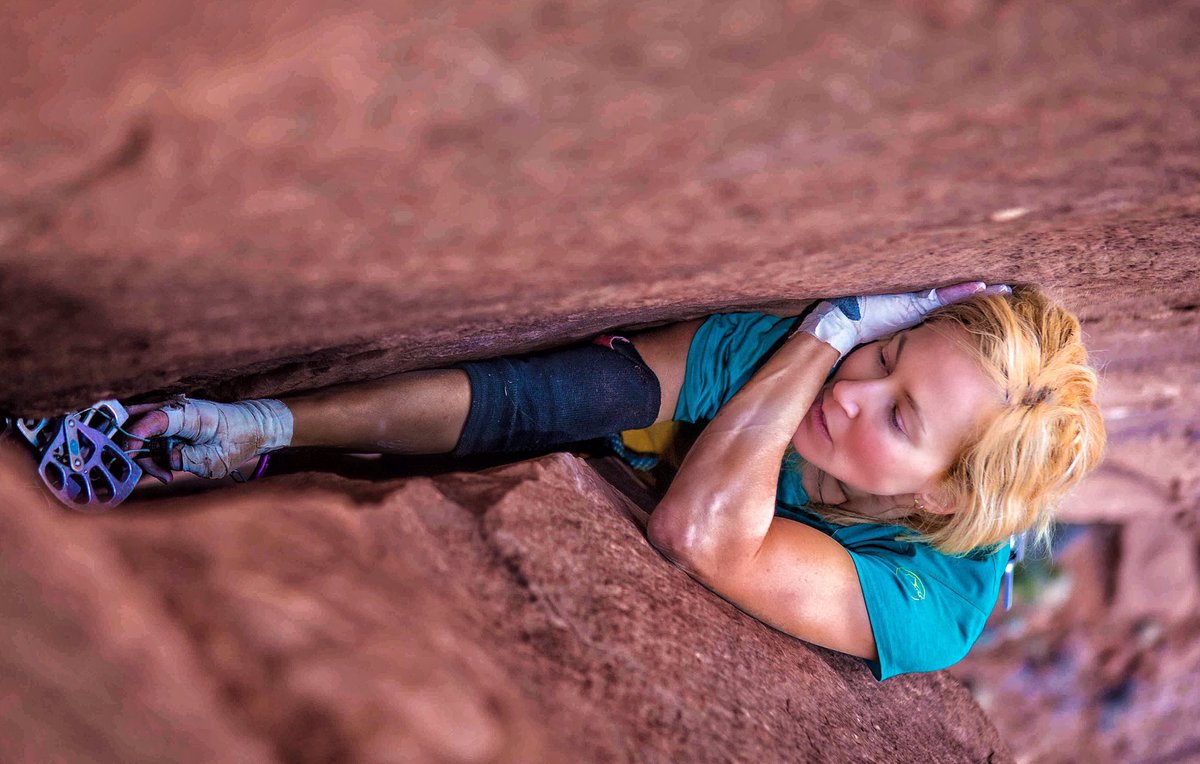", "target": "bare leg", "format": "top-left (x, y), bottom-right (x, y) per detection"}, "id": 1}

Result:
top-left (285, 369), bottom-right (471, 455)
top-left (277, 318), bottom-right (703, 457)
